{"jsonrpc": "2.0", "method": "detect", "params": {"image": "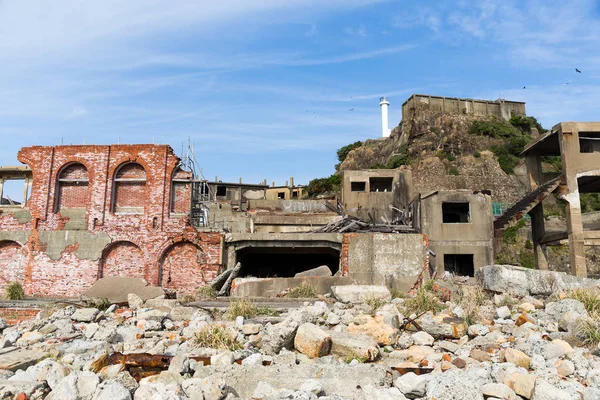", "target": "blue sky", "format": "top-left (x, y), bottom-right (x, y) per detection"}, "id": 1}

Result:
top-left (1, 0), bottom-right (600, 195)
